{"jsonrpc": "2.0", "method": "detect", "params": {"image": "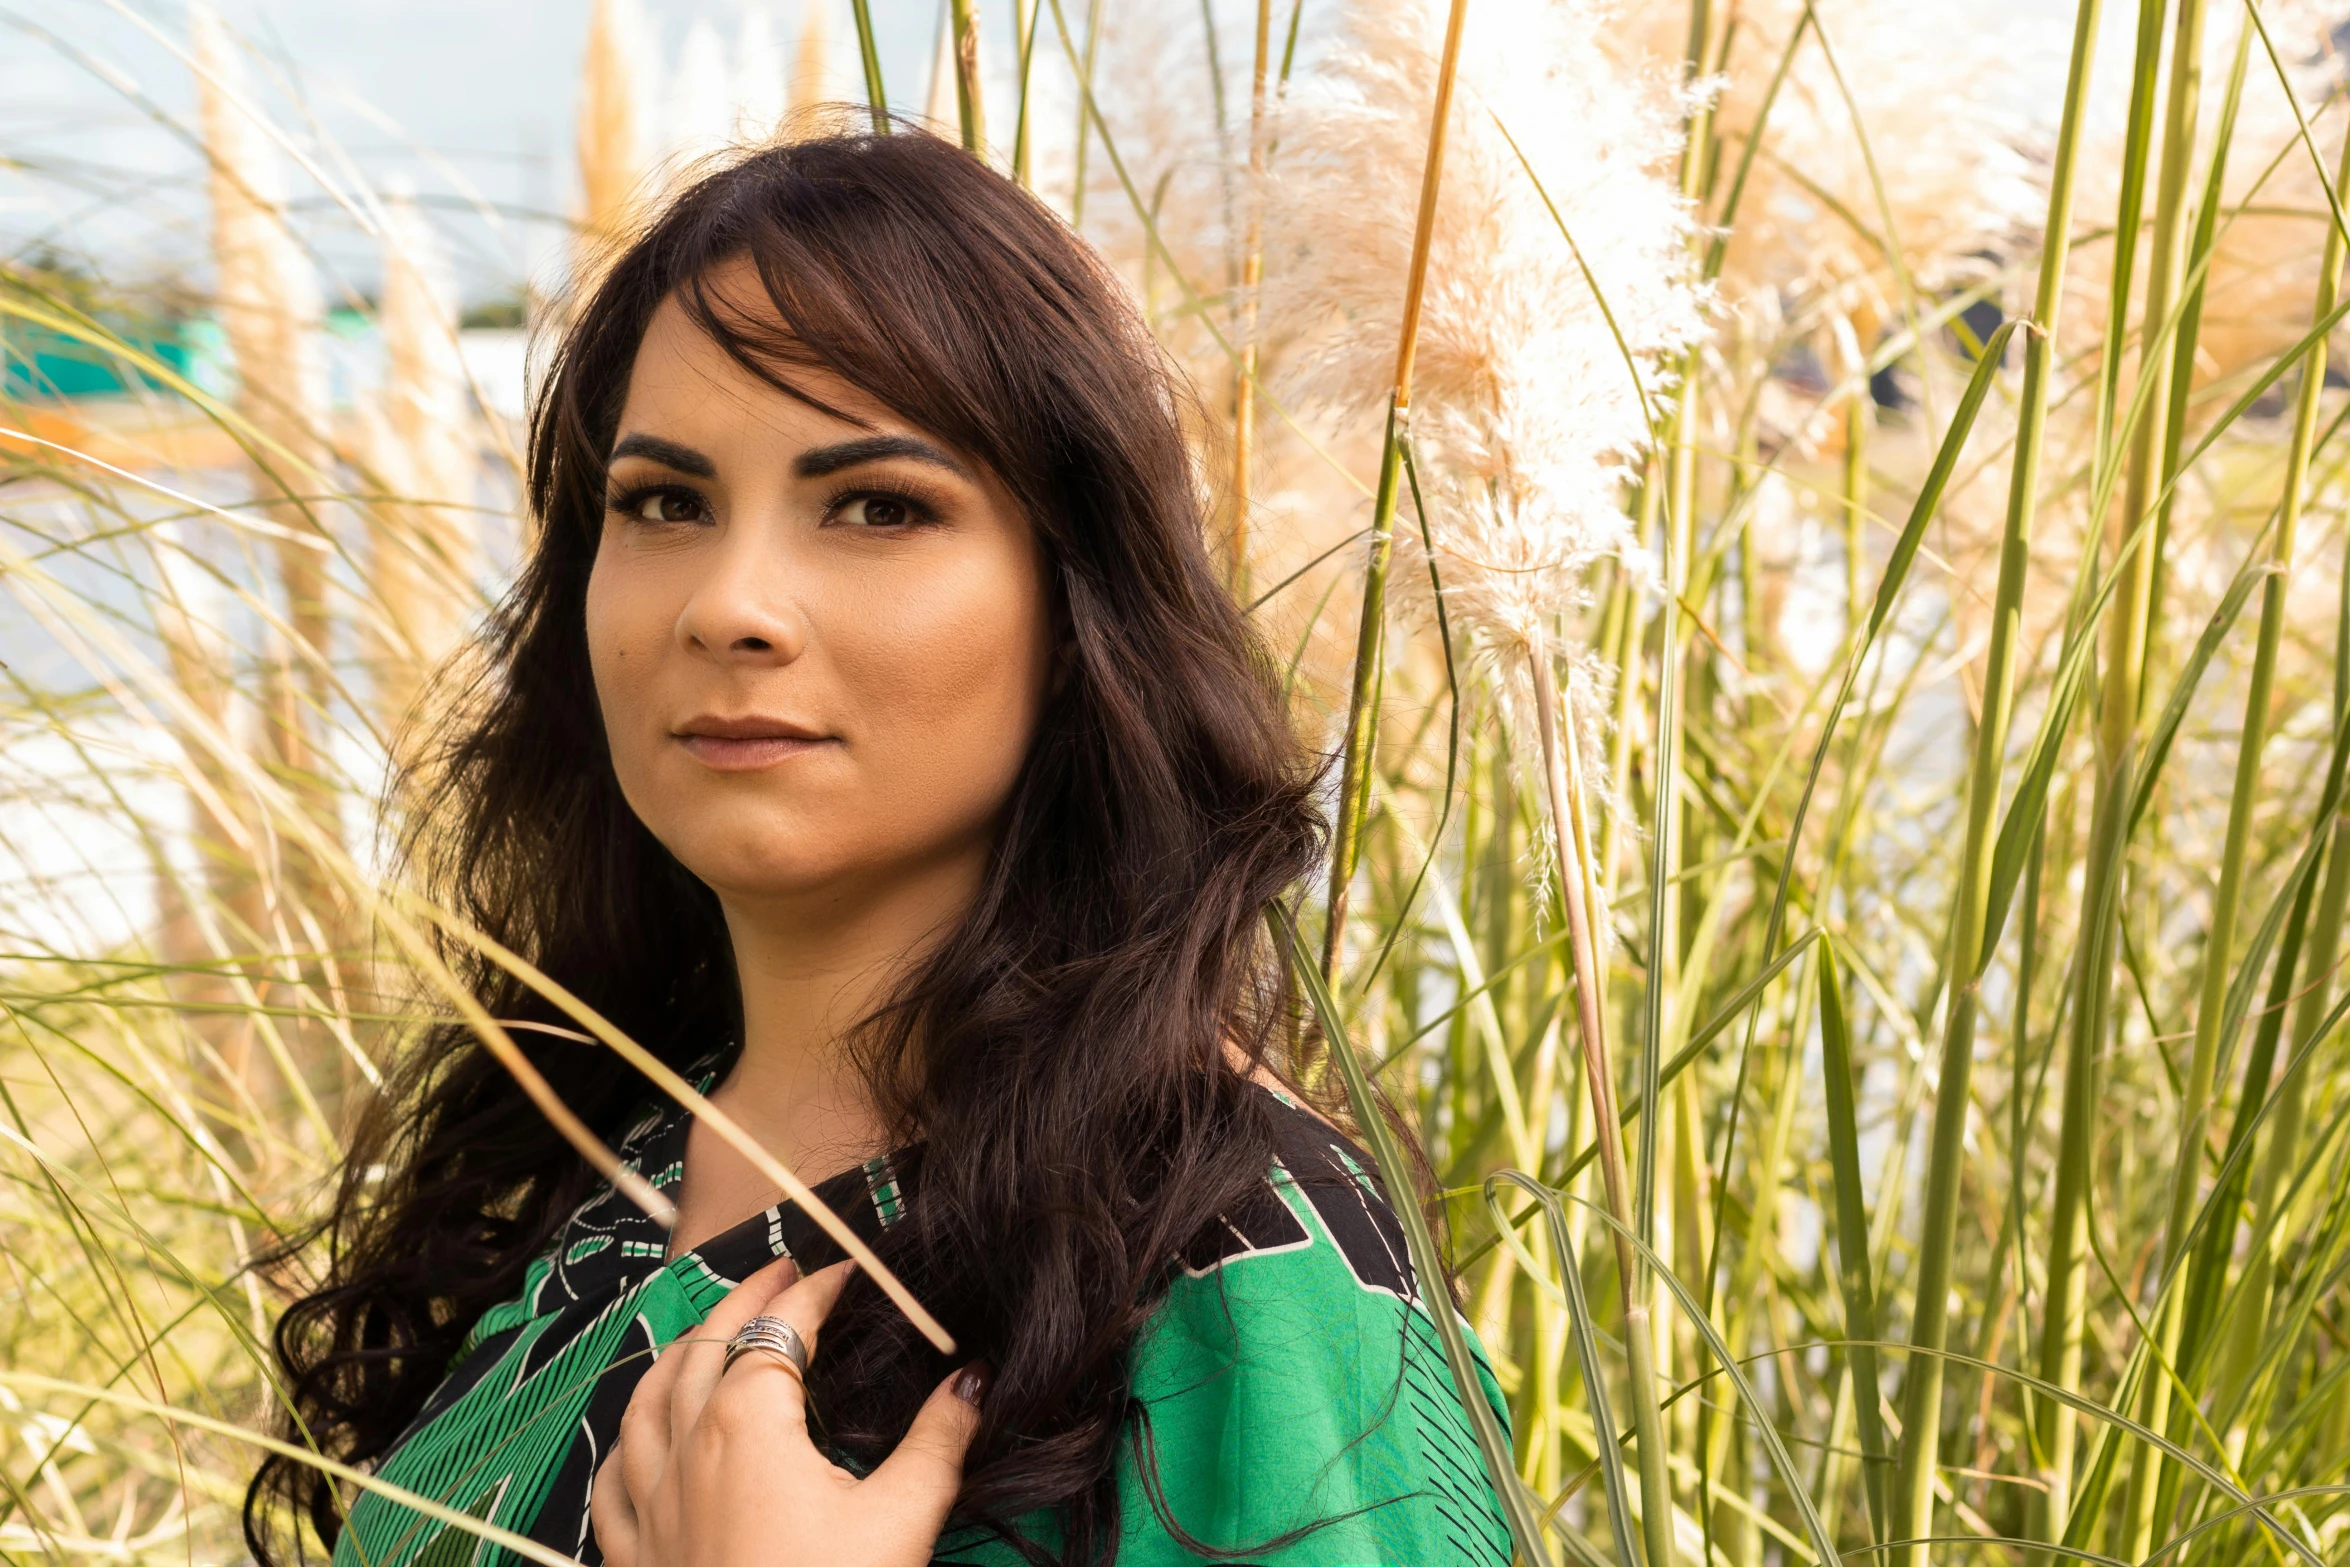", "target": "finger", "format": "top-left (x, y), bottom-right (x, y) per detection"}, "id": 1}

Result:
top-left (862, 1364), bottom-right (987, 1533)
top-left (689, 1260), bottom-right (856, 1432)
top-left (617, 1379), bottom-right (668, 1507)
top-left (589, 1441), bottom-right (640, 1567)
top-left (611, 1332), bottom-right (688, 1506)
top-left (768, 1257), bottom-right (856, 1351)
top-left (668, 1252), bottom-right (799, 1442)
